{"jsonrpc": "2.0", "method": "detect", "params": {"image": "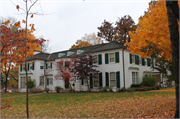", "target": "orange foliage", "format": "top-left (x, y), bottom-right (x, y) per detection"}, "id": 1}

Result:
top-left (125, 1), bottom-right (173, 61)
top-left (70, 40), bottom-right (92, 50)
